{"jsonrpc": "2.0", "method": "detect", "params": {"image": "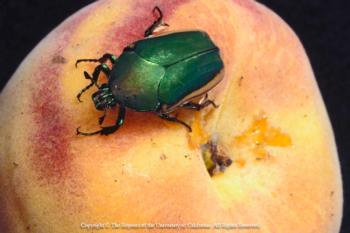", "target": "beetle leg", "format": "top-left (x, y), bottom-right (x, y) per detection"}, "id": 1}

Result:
top-left (158, 113), bottom-right (192, 132)
top-left (77, 71), bottom-right (99, 102)
top-left (144, 6), bottom-right (169, 37)
top-left (91, 64), bottom-right (111, 82)
top-left (98, 109), bottom-right (107, 125)
top-left (181, 99), bottom-right (219, 111)
top-left (75, 53), bottom-right (118, 67)
top-left (76, 64), bottom-right (111, 102)
top-left (77, 82), bottom-right (94, 103)
top-left (76, 105), bottom-right (126, 136)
